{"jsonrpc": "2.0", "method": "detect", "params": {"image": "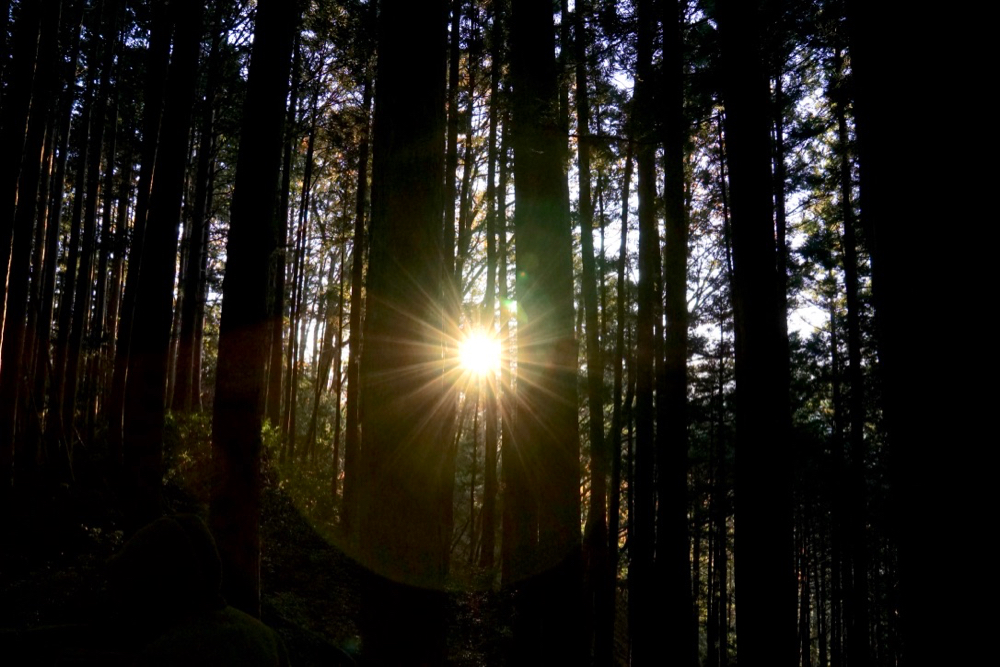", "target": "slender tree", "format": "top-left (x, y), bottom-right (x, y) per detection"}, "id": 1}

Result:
top-left (211, 0), bottom-right (301, 617)
top-left (478, 0), bottom-right (503, 571)
top-left (122, 0), bottom-right (203, 528)
top-left (341, 34), bottom-right (374, 541)
top-left (631, 0), bottom-right (659, 662)
top-left (508, 0), bottom-right (582, 662)
top-left (0, 0), bottom-right (61, 509)
top-left (174, 0), bottom-right (227, 413)
top-left (657, 1), bottom-right (697, 664)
